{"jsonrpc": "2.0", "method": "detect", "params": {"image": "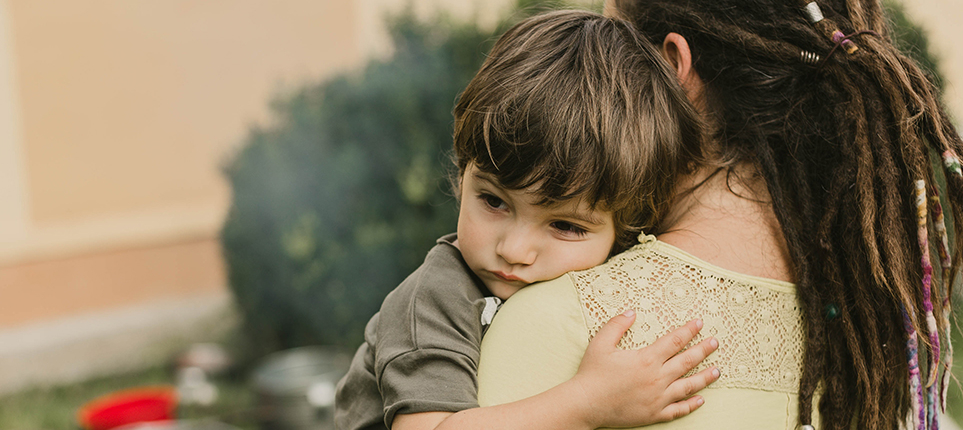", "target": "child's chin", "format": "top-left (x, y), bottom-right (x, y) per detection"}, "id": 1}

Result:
top-left (488, 283), bottom-right (526, 300)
